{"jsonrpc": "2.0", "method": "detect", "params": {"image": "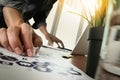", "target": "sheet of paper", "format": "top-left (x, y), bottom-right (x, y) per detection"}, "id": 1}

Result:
top-left (0, 47), bottom-right (94, 80)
